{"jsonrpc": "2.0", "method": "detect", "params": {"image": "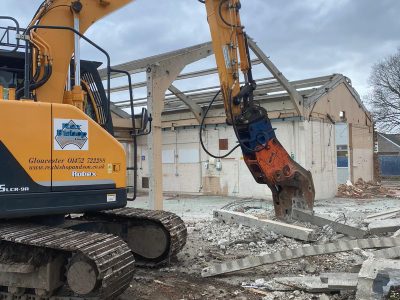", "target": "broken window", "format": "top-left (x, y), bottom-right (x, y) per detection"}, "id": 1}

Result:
top-left (339, 111), bottom-right (346, 121)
